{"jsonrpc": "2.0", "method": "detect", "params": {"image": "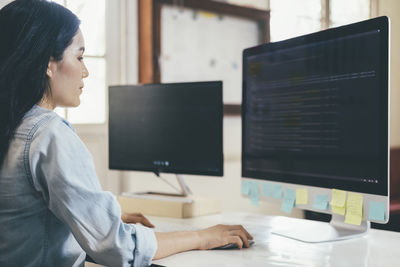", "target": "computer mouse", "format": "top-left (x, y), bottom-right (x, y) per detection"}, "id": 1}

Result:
top-left (213, 240), bottom-right (255, 250)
